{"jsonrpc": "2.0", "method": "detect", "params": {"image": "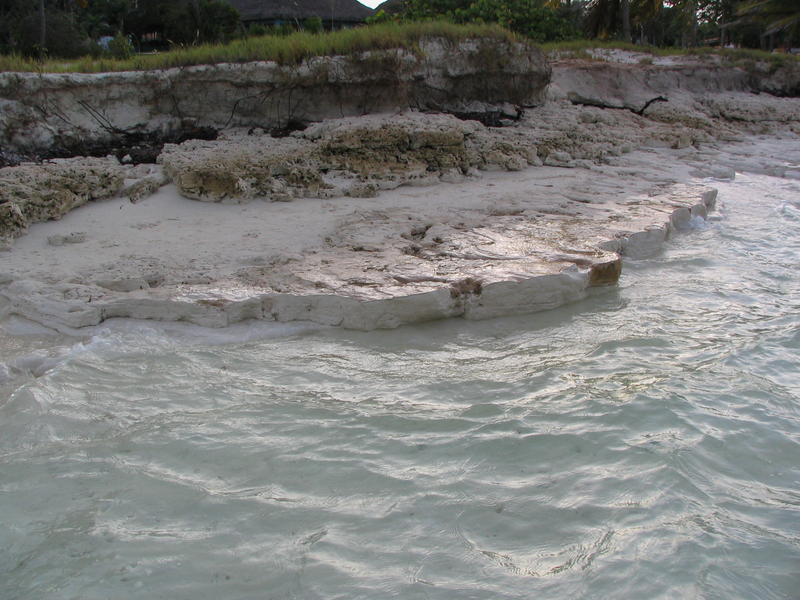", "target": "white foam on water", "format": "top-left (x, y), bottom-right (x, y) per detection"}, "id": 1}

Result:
top-left (0, 314), bottom-right (322, 388)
